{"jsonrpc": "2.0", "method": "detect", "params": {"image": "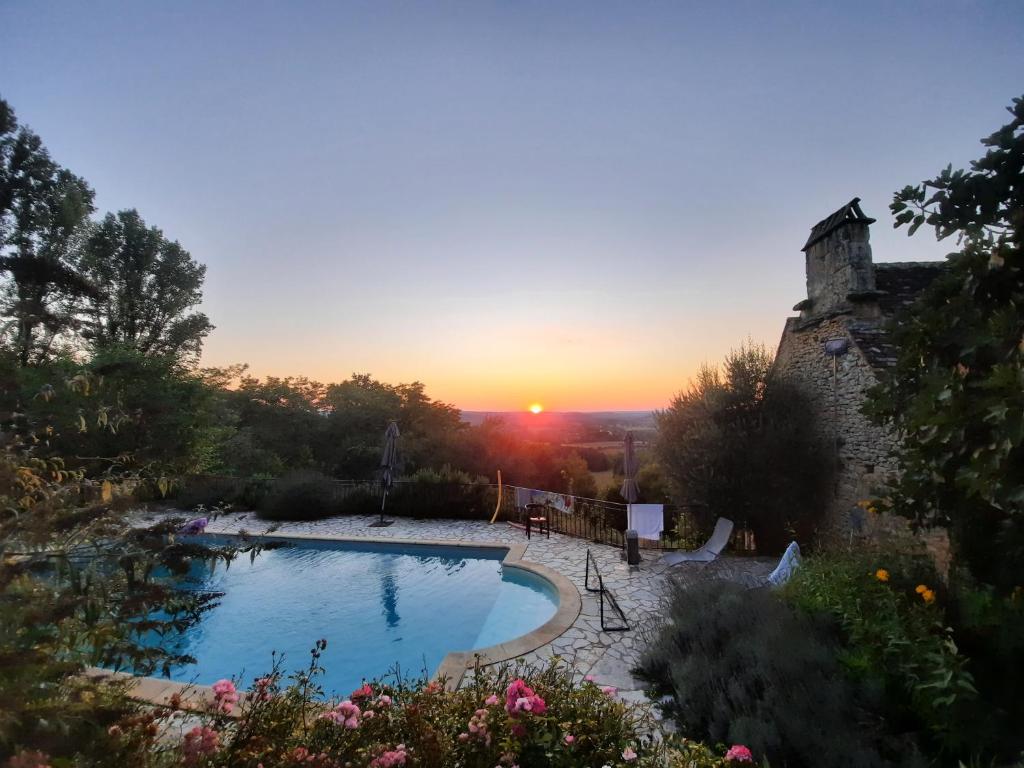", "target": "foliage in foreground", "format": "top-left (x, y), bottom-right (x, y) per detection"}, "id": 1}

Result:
top-left (636, 580), bottom-right (922, 768)
top-left (5, 651), bottom-right (755, 768)
top-left (654, 342), bottom-right (833, 553)
top-left (864, 94), bottom-right (1024, 593)
top-left (0, 435), bottom-right (256, 761)
top-left (784, 543), bottom-right (1024, 763)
